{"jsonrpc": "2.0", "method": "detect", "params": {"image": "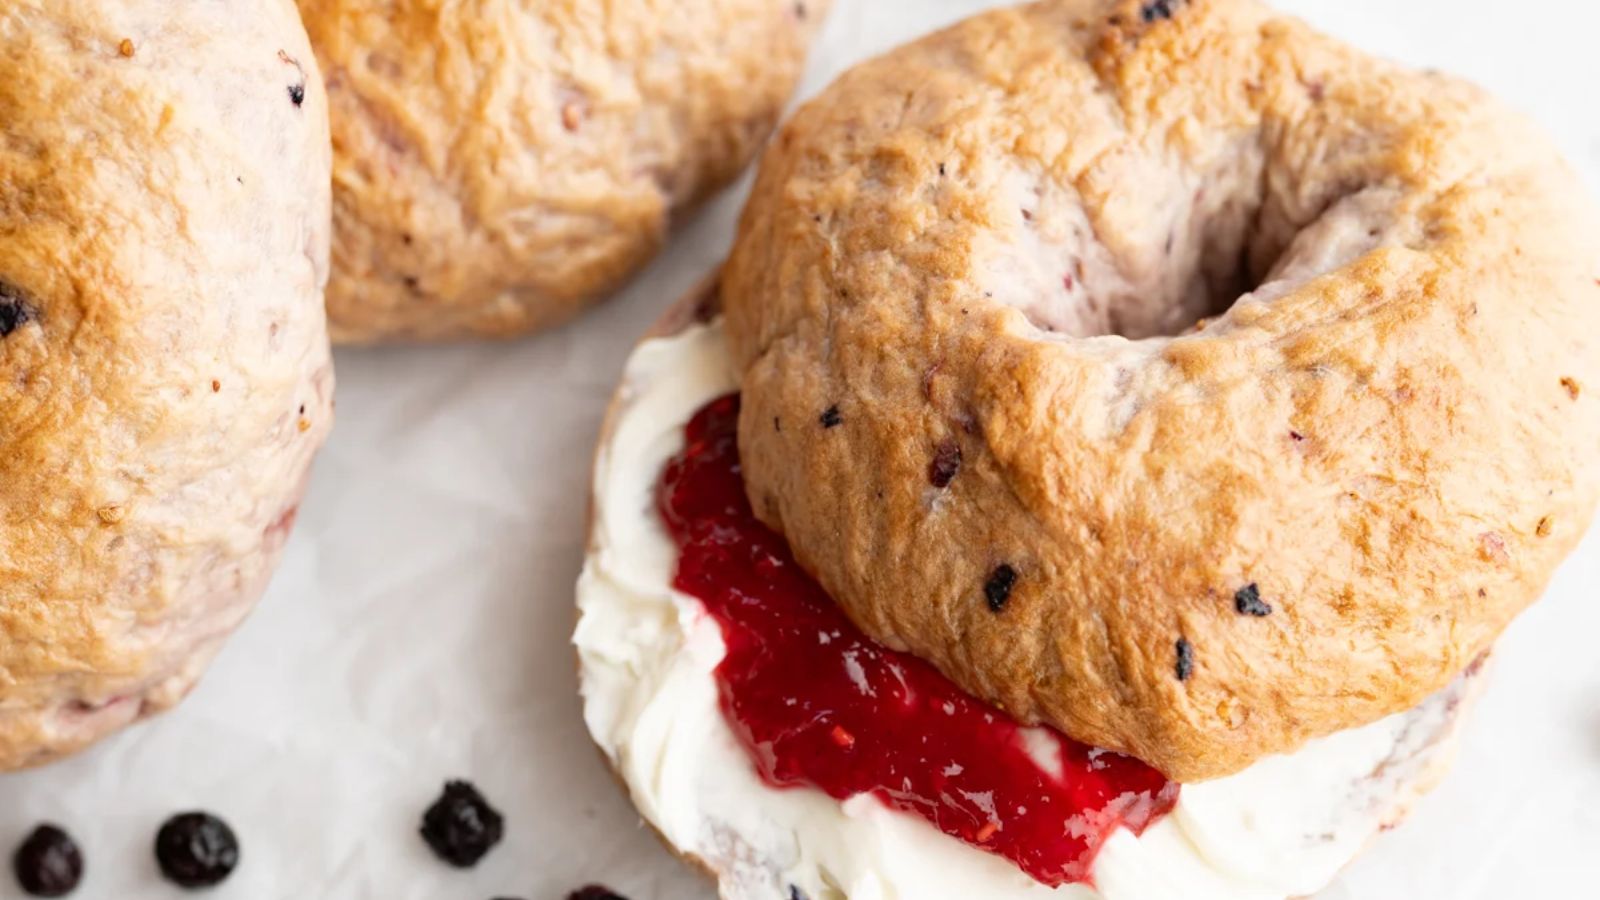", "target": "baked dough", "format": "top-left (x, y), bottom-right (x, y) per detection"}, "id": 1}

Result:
top-left (723, 0), bottom-right (1600, 780)
top-left (577, 280), bottom-right (1487, 899)
top-left (298, 0), bottom-right (829, 343)
top-left (0, 0), bottom-right (333, 768)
